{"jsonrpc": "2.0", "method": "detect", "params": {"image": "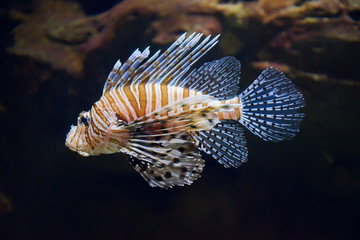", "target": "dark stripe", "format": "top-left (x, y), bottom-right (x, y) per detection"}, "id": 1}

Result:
top-left (89, 109), bottom-right (106, 136)
top-left (112, 88), bottom-right (133, 122)
top-left (137, 83), bottom-right (147, 117)
top-left (84, 127), bottom-right (95, 151)
top-left (123, 85), bottom-right (139, 119)
top-left (93, 102), bottom-right (111, 126)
